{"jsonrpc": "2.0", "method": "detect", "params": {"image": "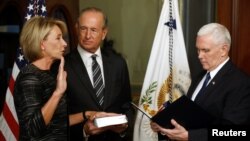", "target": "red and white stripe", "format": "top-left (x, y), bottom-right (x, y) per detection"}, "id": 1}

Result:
top-left (0, 63), bottom-right (20, 141)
